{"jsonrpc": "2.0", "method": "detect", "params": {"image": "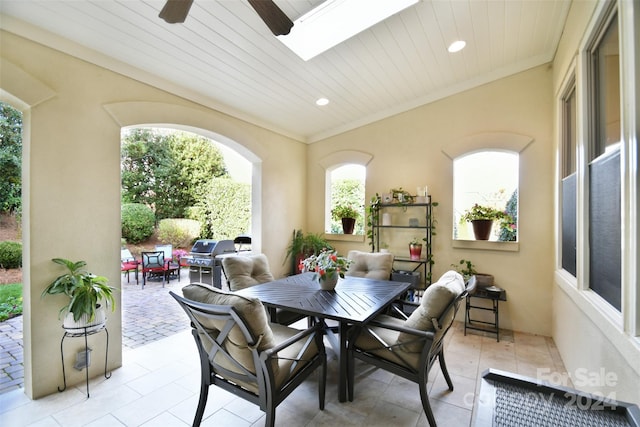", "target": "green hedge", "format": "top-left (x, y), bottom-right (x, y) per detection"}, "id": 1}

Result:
top-left (0, 241), bottom-right (22, 269)
top-left (121, 203), bottom-right (156, 244)
top-left (157, 218), bottom-right (201, 248)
